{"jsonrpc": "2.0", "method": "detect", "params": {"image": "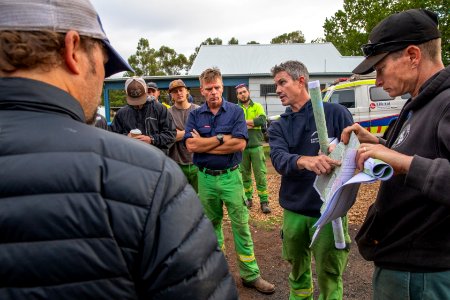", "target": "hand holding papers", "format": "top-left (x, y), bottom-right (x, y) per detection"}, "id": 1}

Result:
top-left (311, 133), bottom-right (394, 247)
